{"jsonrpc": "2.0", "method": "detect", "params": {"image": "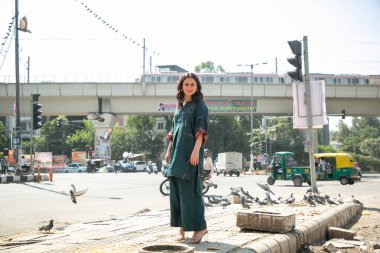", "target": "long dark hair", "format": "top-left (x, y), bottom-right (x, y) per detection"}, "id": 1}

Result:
top-left (176, 72), bottom-right (204, 108)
